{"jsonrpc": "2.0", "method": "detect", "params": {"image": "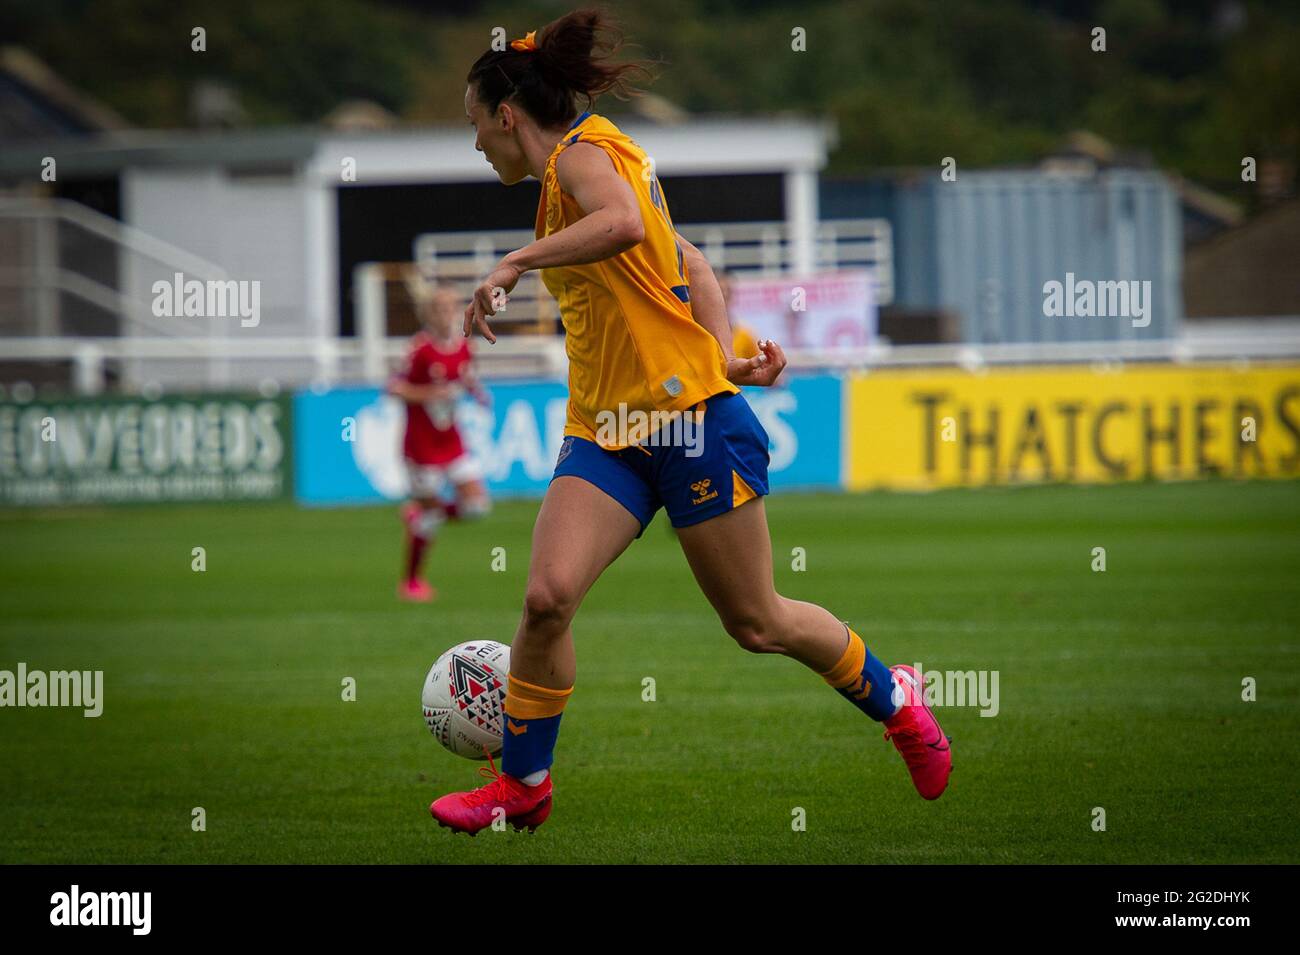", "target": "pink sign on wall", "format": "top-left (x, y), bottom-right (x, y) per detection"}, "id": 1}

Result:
top-left (728, 271), bottom-right (876, 351)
